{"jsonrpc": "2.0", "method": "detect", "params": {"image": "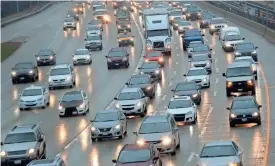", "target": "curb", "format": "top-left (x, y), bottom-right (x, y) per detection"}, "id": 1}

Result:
top-left (1, 3), bottom-right (53, 27)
